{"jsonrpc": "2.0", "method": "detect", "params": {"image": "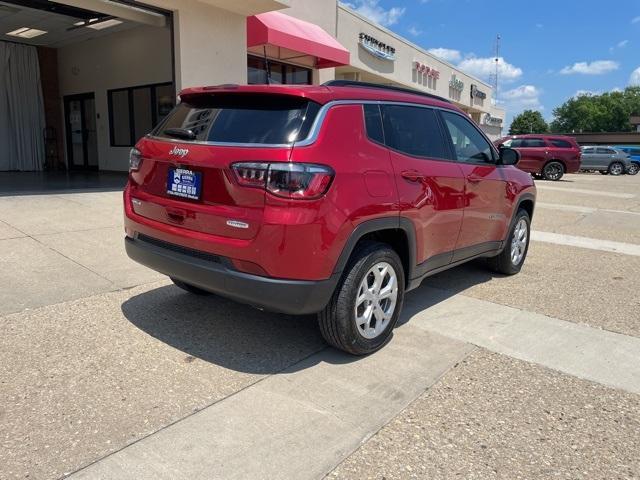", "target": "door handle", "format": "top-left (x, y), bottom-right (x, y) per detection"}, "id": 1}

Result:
top-left (401, 170), bottom-right (425, 182)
